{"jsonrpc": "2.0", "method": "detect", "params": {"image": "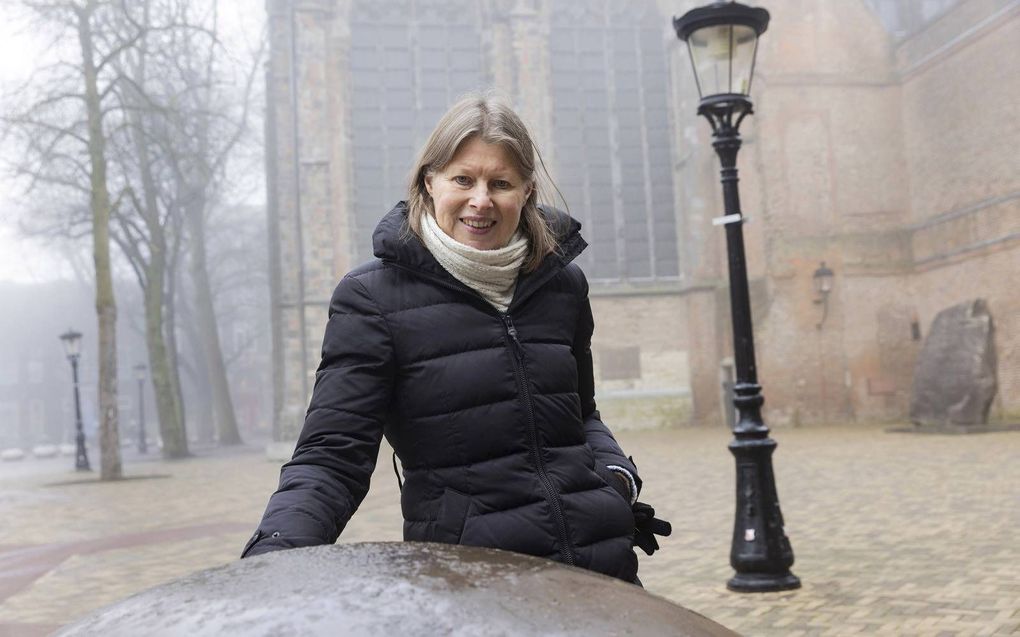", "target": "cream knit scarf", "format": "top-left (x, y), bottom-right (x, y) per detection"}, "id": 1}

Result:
top-left (421, 212), bottom-right (529, 312)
